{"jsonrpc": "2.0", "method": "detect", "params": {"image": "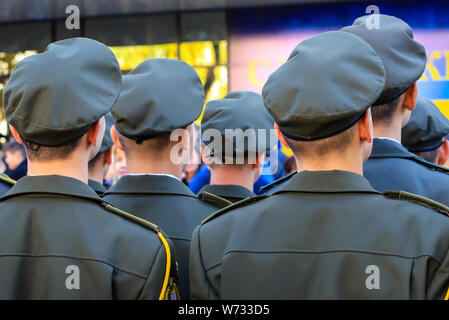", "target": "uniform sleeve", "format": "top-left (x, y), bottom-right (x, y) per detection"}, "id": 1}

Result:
top-left (426, 250), bottom-right (449, 300)
top-left (138, 235), bottom-right (180, 300)
top-left (189, 225), bottom-right (220, 300)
